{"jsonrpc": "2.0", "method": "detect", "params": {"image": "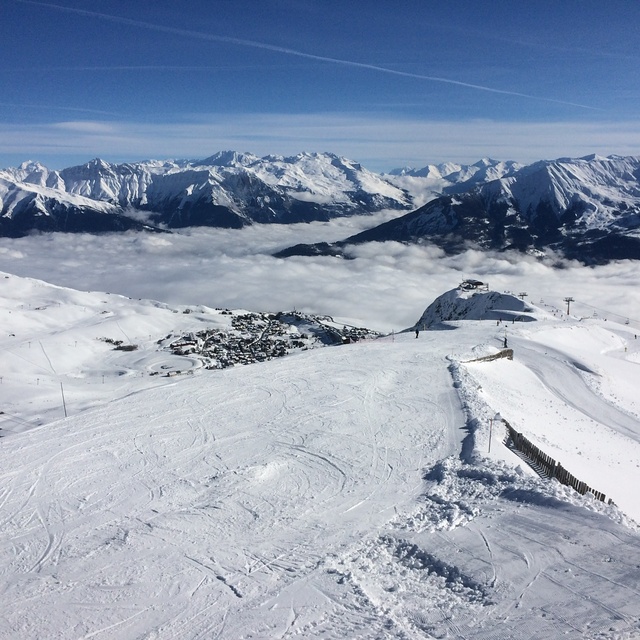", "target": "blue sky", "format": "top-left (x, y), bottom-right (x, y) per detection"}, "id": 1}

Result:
top-left (1, 0), bottom-right (639, 171)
